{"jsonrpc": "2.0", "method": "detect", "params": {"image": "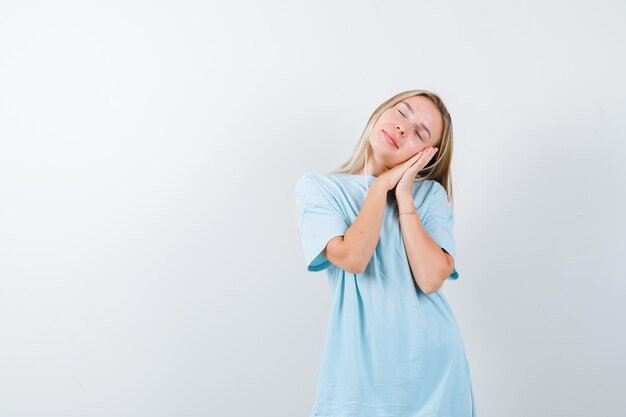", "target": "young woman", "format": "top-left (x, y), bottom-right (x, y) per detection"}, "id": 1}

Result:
top-left (294, 89), bottom-right (476, 416)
